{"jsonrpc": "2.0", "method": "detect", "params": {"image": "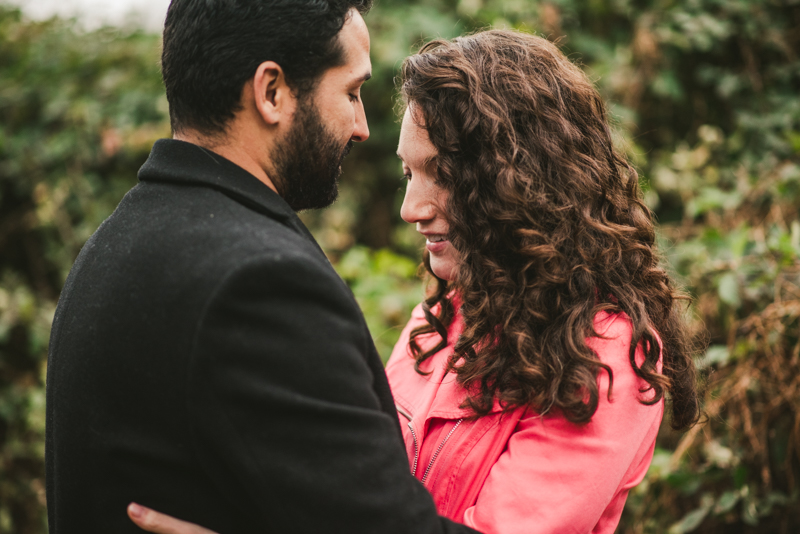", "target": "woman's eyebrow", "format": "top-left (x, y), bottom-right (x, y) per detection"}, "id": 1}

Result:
top-left (396, 152), bottom-right (436, 170)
